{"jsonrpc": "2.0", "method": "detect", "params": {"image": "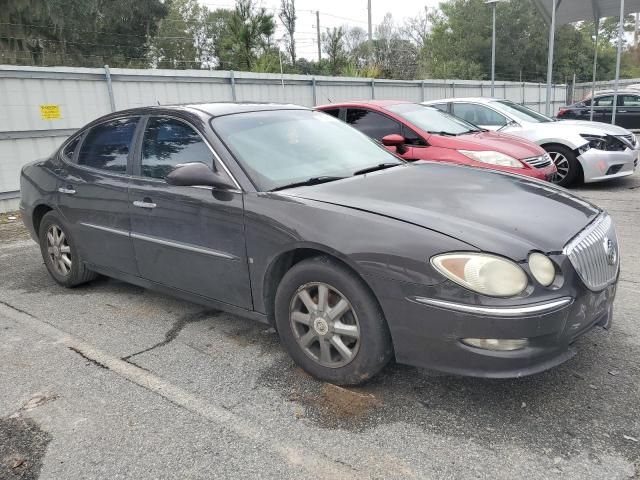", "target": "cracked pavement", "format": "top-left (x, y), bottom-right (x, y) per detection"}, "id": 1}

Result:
top-left (0, 175), bottom-right (639, 479)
